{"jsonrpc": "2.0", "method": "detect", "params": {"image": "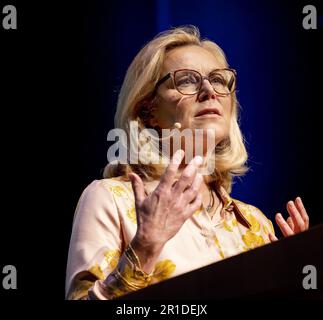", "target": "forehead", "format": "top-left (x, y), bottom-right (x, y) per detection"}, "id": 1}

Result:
top-left (163, 45), bottom-right (224, 75)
